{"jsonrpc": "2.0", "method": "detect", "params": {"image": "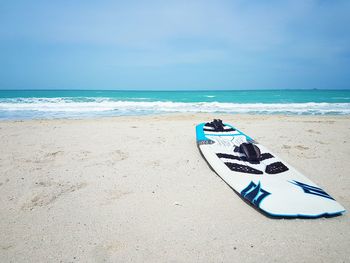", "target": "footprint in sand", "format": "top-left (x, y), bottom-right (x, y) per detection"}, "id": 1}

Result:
top-left (21, 180), bottom-right (87, 210)
top-left (45, 151), bottom-right (64, 158)
top-left (295, 145), bottom-right (309, 151)
top-left (156, 137), bottom-right (166, 144)
top-left (103, 150), bottom-right (129, 165)
top-left (1, 244), bottom-right (14, 251)
top-left (307, 129), bottom-right (321, 134)
top-left (22, 150), bottom-right (64, 164)
top-left (73, 150), bottom-right (92, 161)
top-left (111, 150), bottom-right (129, 161)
